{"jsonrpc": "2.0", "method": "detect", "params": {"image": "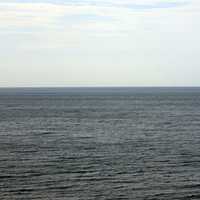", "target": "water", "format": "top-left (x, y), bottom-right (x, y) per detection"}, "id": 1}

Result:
top-left (0, 87), bottom-right (200, 200)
